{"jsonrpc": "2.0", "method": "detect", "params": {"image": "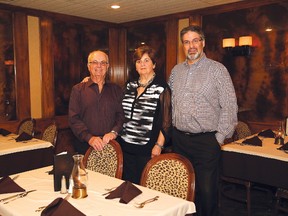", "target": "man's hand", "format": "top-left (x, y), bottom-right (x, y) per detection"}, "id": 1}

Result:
top-left (81, 76), bottom-right (90, 83)
top-left (88, 136), bottom-right (105, 151)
